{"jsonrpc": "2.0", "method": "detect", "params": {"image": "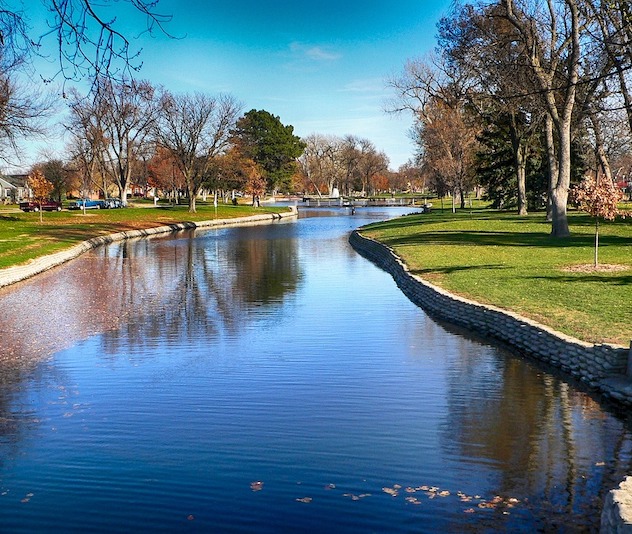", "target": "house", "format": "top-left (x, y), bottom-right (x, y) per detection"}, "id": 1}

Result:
top-left (0, 174), bottom-right (29, 202)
